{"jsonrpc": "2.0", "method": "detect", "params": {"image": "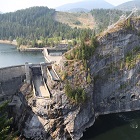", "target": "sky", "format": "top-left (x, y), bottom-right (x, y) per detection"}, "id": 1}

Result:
top-left (0, 0), bottom-right (132, 13)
